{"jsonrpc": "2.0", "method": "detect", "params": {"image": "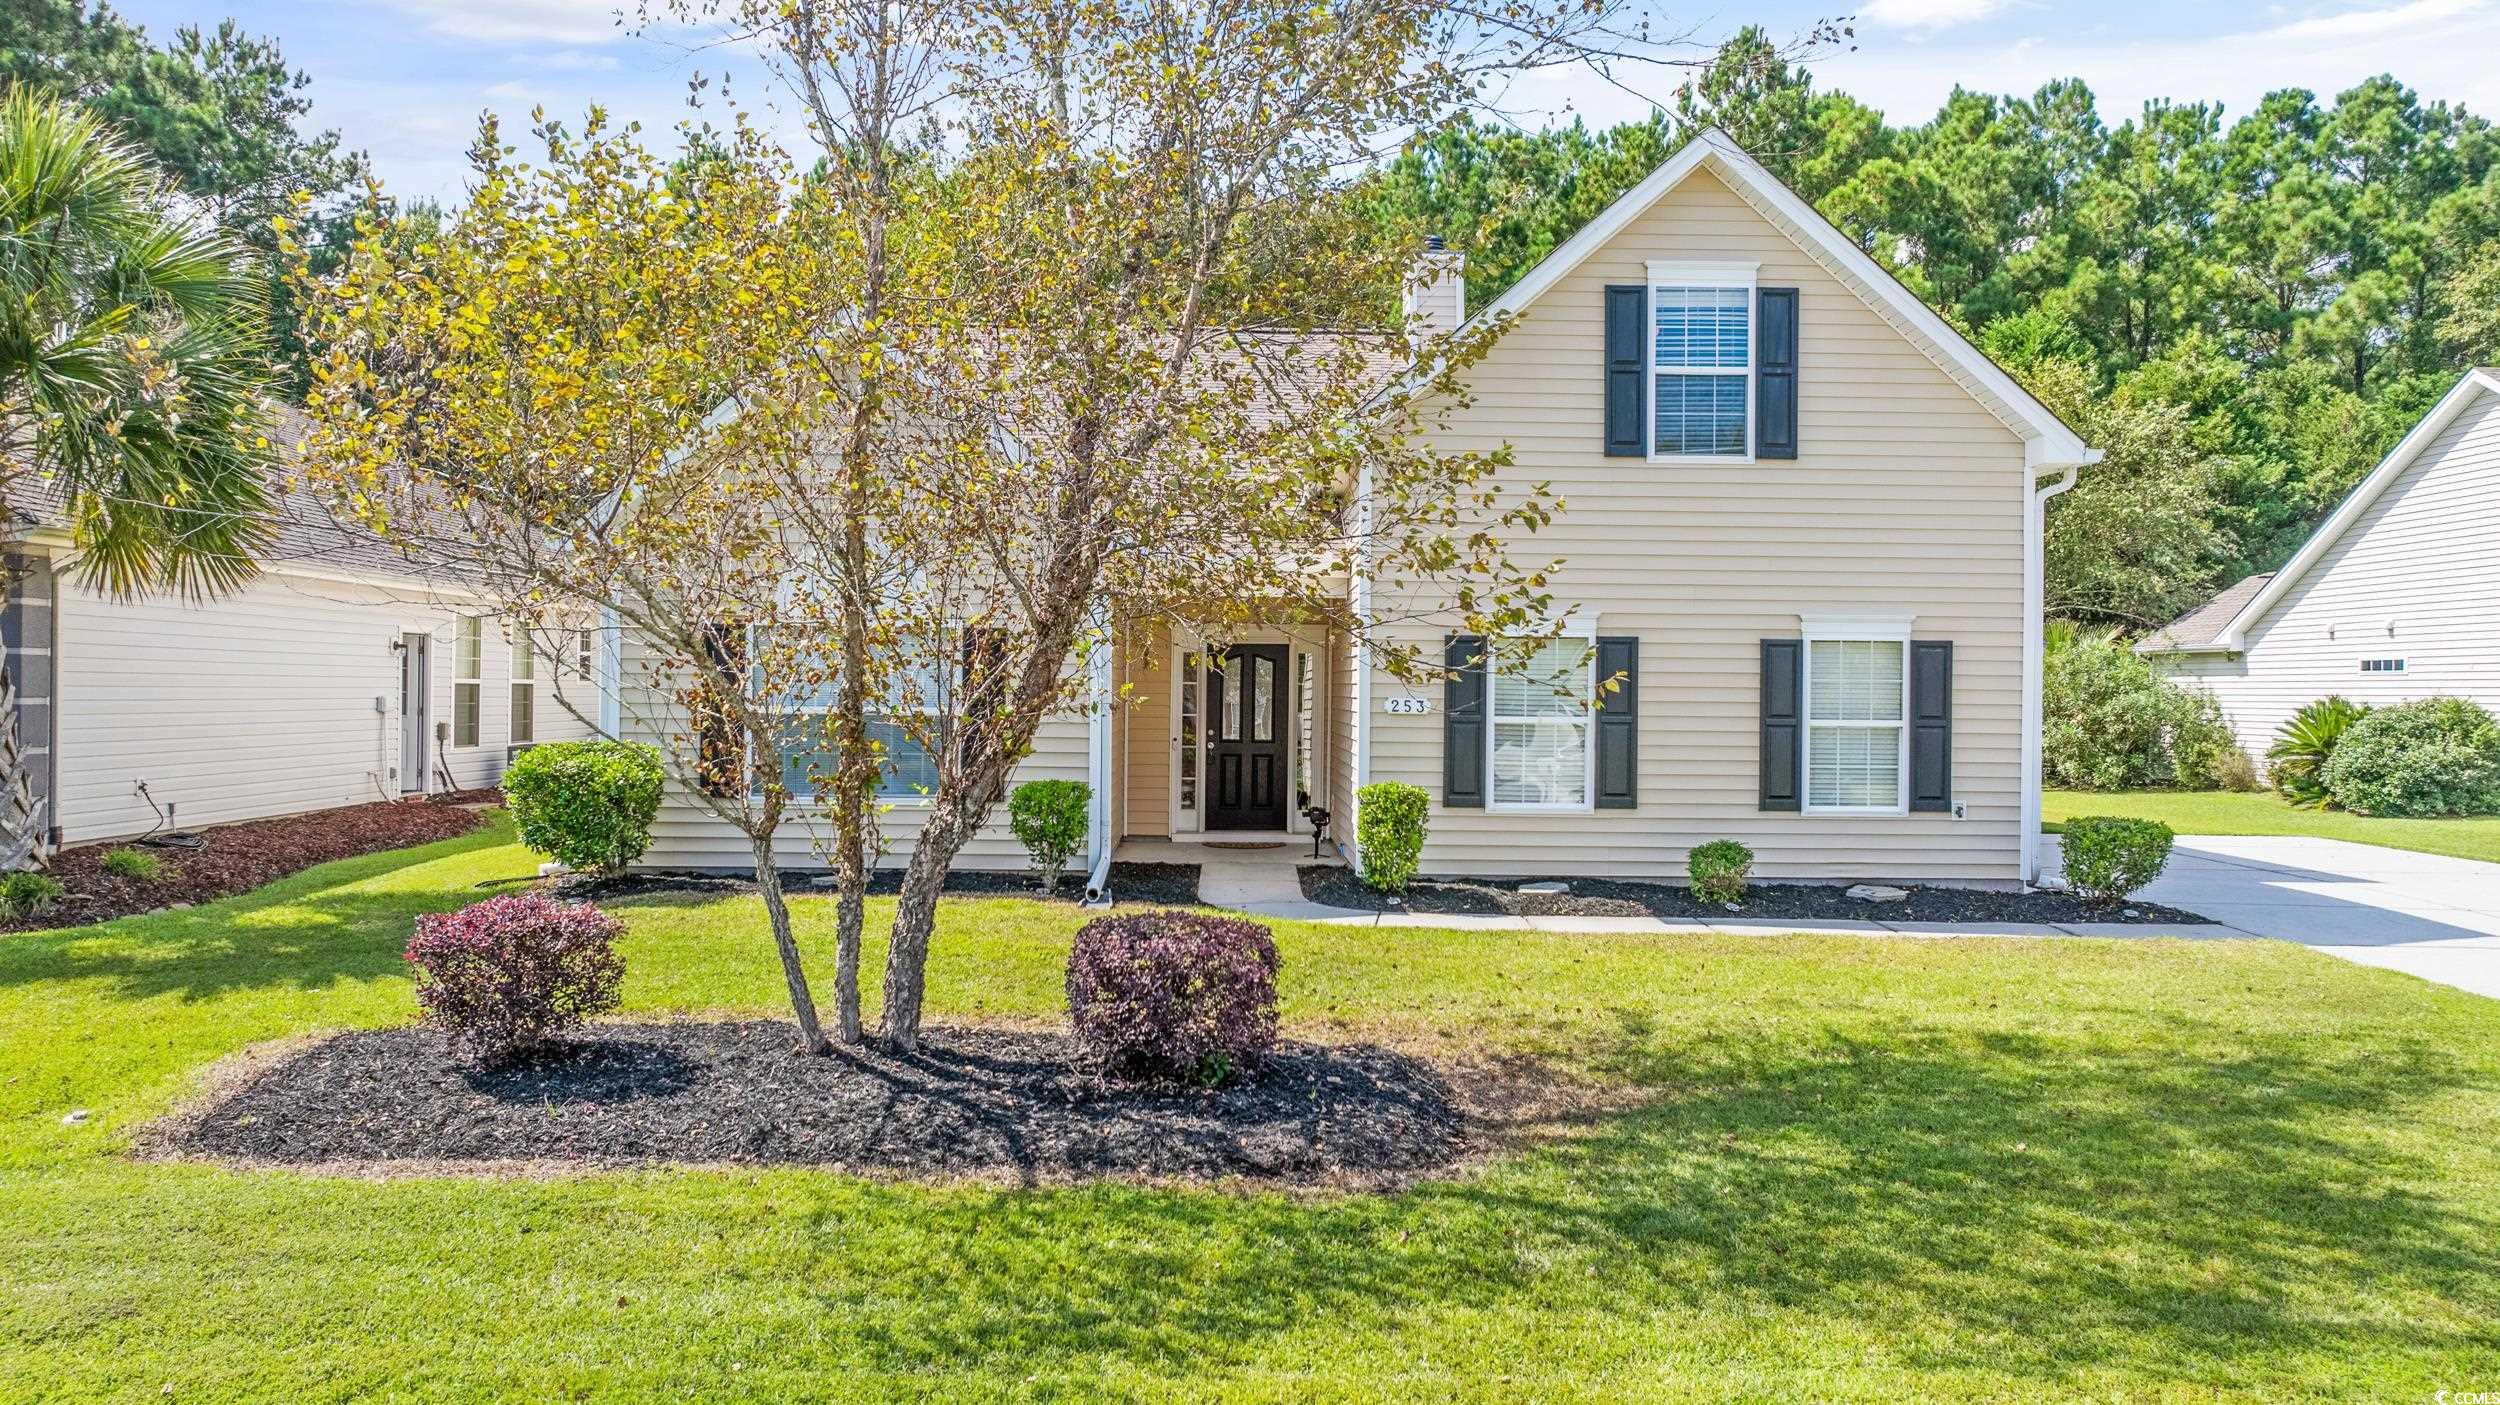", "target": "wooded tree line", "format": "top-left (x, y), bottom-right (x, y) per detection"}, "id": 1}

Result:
top-left (1359, 28), bottom-right (2500, 627)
